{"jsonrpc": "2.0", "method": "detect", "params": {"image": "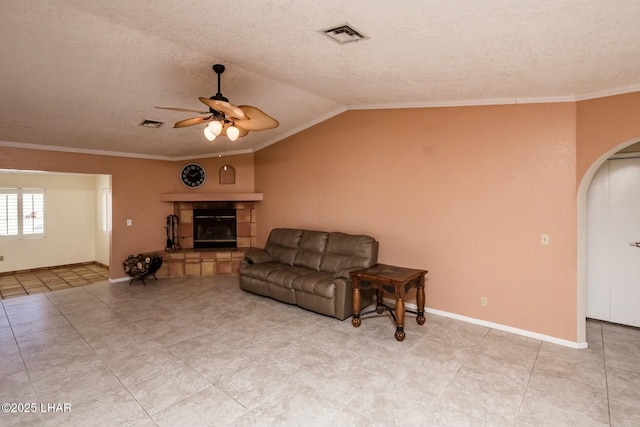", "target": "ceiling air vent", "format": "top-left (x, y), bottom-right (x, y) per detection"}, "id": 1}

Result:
top-left (139, 119), bottom-right (164, 128)
top-left (321, 24), bottom-right (368, 44)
